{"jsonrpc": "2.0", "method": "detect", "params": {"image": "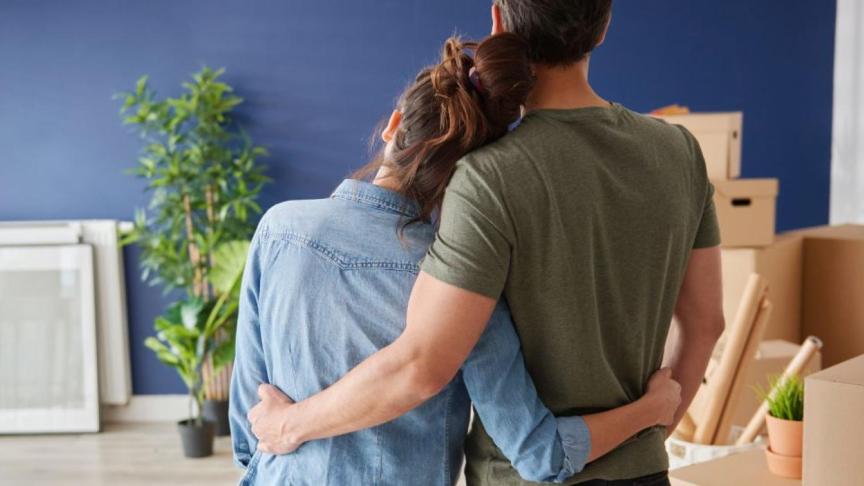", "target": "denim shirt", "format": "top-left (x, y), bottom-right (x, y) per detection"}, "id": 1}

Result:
top-left (229, 180), bottom-right (590, 486)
